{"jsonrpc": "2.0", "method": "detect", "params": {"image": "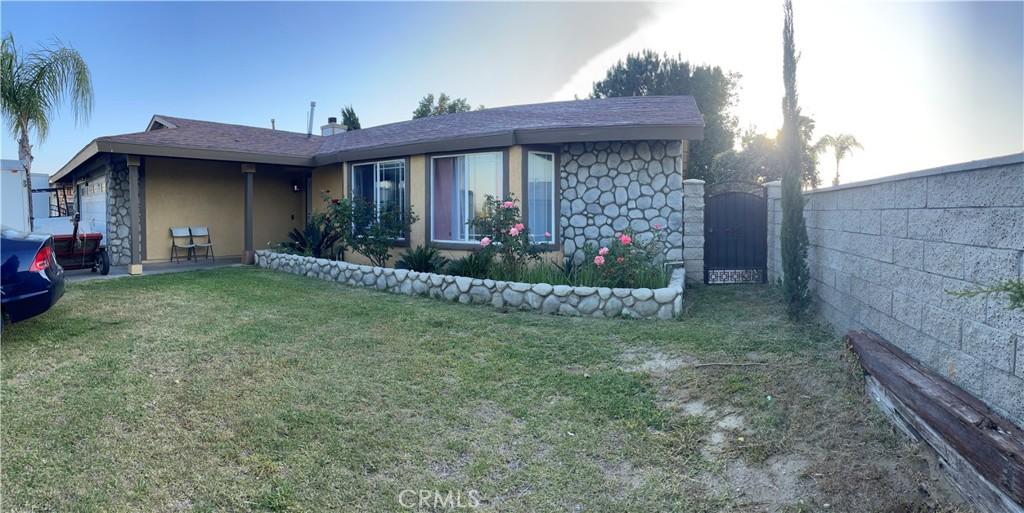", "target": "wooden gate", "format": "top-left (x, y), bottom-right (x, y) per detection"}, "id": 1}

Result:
top-left (703, 184), bottom-right (767, 284)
